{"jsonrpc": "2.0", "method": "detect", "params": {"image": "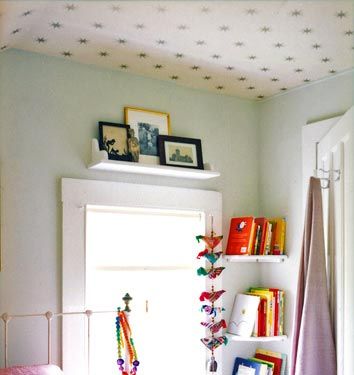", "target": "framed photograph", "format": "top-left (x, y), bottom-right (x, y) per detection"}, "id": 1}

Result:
top-left (158, 135), bottom-right (204, 170)
top-left (124, 107), bottom-right (171, 164)
top-left (98, 122), bottom-right (132, 161)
